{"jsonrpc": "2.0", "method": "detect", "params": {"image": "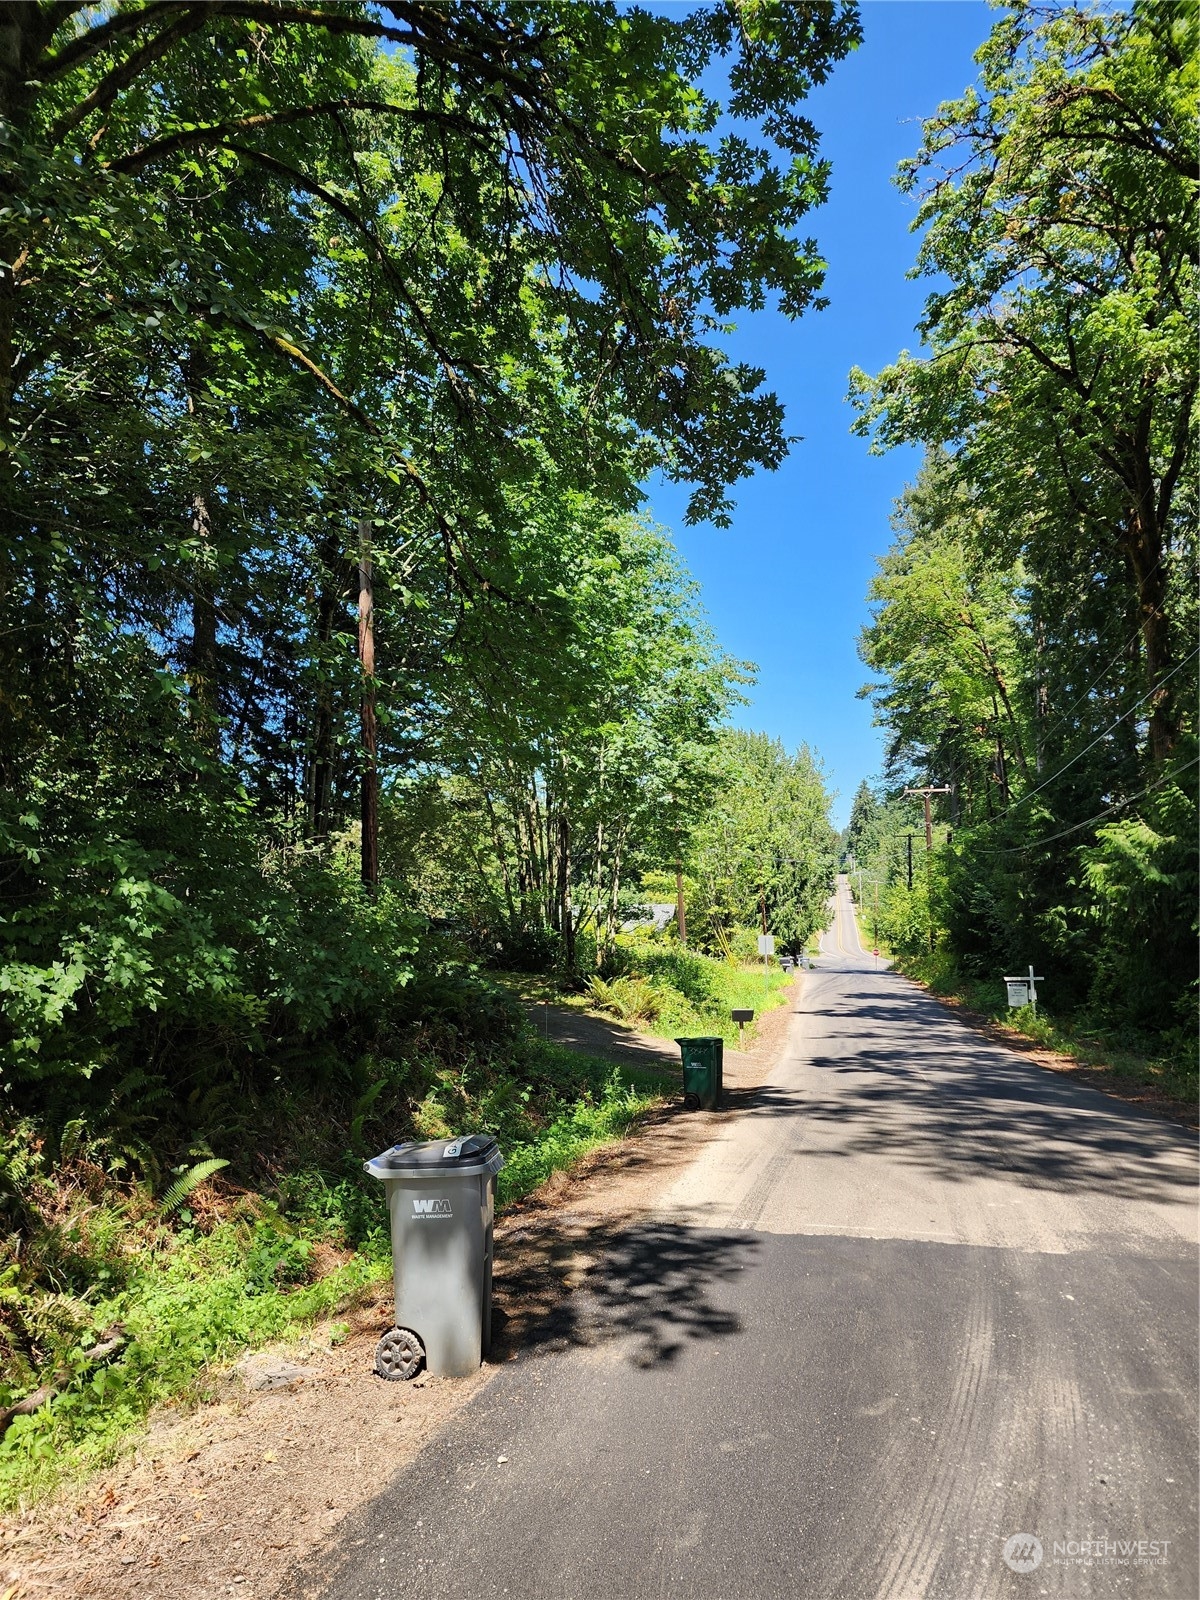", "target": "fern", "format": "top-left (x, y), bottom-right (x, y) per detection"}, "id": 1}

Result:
top-left (57, 1119), bottom-right (87, 1166)
top-left (158, 1158), bottom-right (229, 1217)
top-left (587, 973), bottom-right (659, 1024)
top-left (350, 1080), bottom-right (388, 1152)
top-left (586, 975), bottom-right (613, 1010)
